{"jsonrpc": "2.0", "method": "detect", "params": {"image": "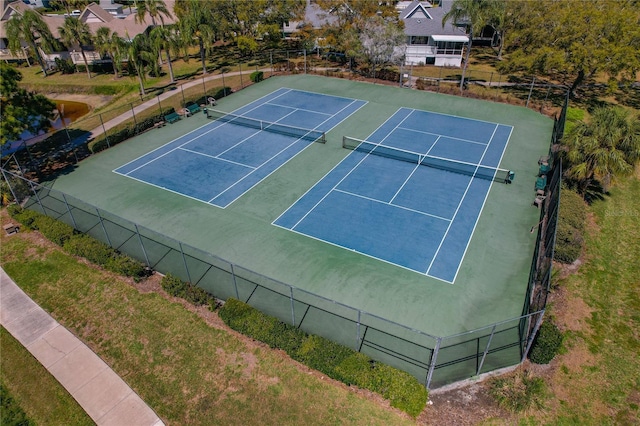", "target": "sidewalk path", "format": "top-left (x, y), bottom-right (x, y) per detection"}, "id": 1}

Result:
top-left (0, 267), bottom-right (164, 426)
